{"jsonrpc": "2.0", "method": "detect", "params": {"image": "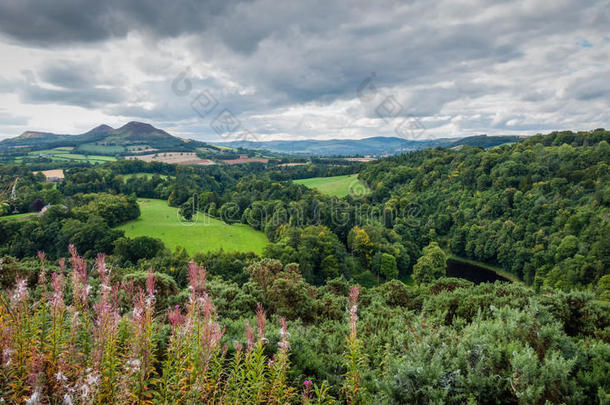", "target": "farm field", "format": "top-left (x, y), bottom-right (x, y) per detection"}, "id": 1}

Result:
top-left (117, 198), bottom-right (268, 255)
top-left (121, 172), bottom-right (172, 180)
top-left (25, 148), bottom-right (117, 164)
top-left (126, 144), bottom-right (156, 152)
top-left (77, 143), bottom-right (125, 154)
top-left (221, 156), bottom-right (269, 164)
top-left (0, 212), bottom-right (34, 221)
top-left (125, 152), bottom-right (215, 165)
top-left (293, 173), bottom-right (370, 197)
top-left (37, 169), bottom-right (65, 180)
